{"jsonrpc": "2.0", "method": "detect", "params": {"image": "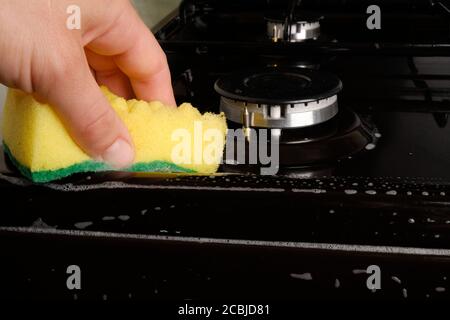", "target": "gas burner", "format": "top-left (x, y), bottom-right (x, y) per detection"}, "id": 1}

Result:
top-left (222, 108), bottom-right (376, 169)
top-left (214, 67), bottom-right (342, 129)
top-left (265, 12), bottom-right (322, 42)
top-left (215, 68), bottom-right (377, 172)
